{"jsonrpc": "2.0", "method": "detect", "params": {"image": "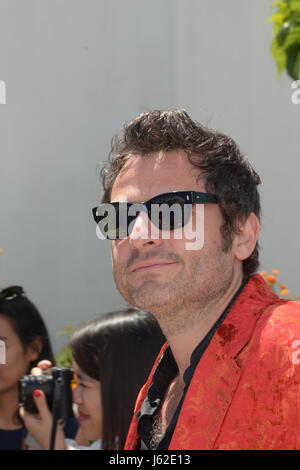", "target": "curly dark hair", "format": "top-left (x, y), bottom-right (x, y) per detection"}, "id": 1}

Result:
top-left (99, 109), bottom-right (261, 277)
